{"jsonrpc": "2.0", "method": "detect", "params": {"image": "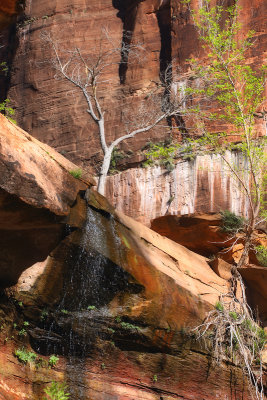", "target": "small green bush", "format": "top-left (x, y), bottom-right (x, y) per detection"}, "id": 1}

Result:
top-left (255, 245), bottom-right (267, 267)
top-left (120, 321), bottom-right (141, 331)
top-left (220, 210), bottom-right (244, 233)
top-left (0, 99), bottom-right (16, 124)
top-left (48, 355), bottom-right (59, 368)
top-left (44, 382), bottom-right (70, 400)
top-left (110, 147), bottom-right (126, 168)
top-left (14, 348), bottom-right (37, 364)
top-left (18, 328), bottom-right (27, 337)
top-left (87, 305), bottom-right (96, 311)
top-left (215, 301), bottom-right (224, 312)
top-left (229, 311), bottom-right (239, 320)
top-left (69, 168), bottom-right (82, 179)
